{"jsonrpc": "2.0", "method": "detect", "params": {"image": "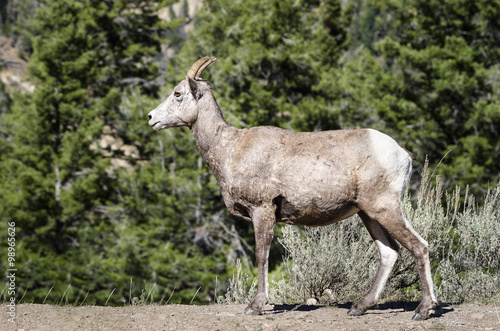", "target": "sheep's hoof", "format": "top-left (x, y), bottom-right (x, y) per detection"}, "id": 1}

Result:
top-left (244, 307), bottom-right (259, 315)
top-left (347, 308), bottom-right (362, 316)
top-left (412, 313), bottom-right (425, 320)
